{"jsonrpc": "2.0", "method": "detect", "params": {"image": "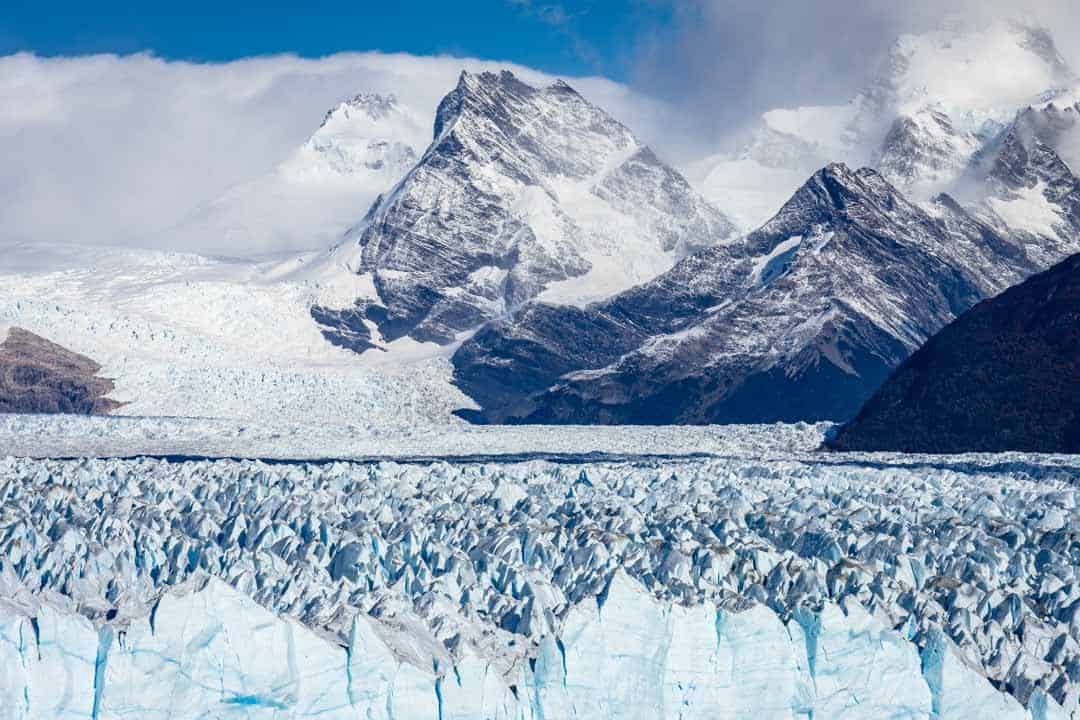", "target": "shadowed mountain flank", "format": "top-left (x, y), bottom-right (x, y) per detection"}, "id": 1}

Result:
top-left (829, 253), bottom-right (1080, 453)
